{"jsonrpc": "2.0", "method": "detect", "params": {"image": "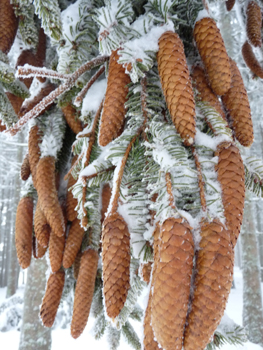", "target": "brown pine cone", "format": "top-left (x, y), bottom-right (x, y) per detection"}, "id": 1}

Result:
top-left (36, 28), bottom-right (46, 69)
top-left (194, 17), bottom-right (231, 96)
top-left (32, 236), bottom-right (48, 259)
top-left (246, 1), bottom-right (262, 48)
top-left (242, 41), bottom-right (263, 78)
top-left (20, 153), bottom-right (31, 181)
top-left (40, 270), bottom-right (65, 327)
top-left (15, 196), bottom-right (33, 269)
top-left (16, 50), bottom-right (37, 89)
top-left (222, 59), bottom-right (253, 147)
top-left (151, 218), bottom-right (194, 350)
top-left (0, 120), bottom-right (6, 132)
top-left (73, 251), bottom-right (82, 280)
top-left (63, 218), bottom-right (85, 269)
top-left (36, 156), bottom-right (65, 237)
top-left (184, 220), bottom-right (234, 350)
top-left (71, 249), bottom-right (99, 339)
top-left (34, 200), bottom-right (51, 247)
top-left (157, 31), bottom-right (196, 146)
top-left (226, 0), bottom-right (235, 11)
top-left (0, 0), bottom-right (18, 54)
top-left (49, 228), bottom-right (65, 273)
top-left (140, 262), bottom-right (152, 284)
top-left (99, 50), bottom-right (130, 147)
top-left (66, 157), bottom-right (78, 222)
top-left (101, 183), bottom-right (112, 224)
top-left (215, 142), bottom-right (245, 247)
top-left (6, 92), bottom-right (24, 115)
top-left (28, 125), bottom-right (42, 187)
top-left (102, 212), bottom-right (130, 319)
top-left (61, 104), bottom-right (82, 134)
